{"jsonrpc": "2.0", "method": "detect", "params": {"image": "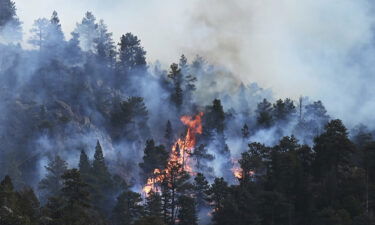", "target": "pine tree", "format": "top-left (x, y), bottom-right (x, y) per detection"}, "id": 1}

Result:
top-left (168, 63), bottom-right (183, 109)
top-left (164, 120), bottom-right (174, 148)
top-left (61, 169), bottom-right (90, 207)
top-left (207, 177), bottom-right (229, 212)
top-left (29, 18), bottom-right (50, 50)
top-left (272, 98), bottom-right (296, 123)
top-left (95, 19), bottom-right (116, 65)
top-left (303, 100), bottom-right (330, 135)
top-left (113, 191), bottom-right (143, 225)
top-left (65, 31), bottom-right (82, 63)
top-left (46, 10), bottom-right (65, 47)
top-left (194, 173), bottom-right (210, 208)
top-left (145, 190), bottom-right (162, 218)
top-left (0, 0), bottom-right (22, 42)
top-left (91, 140), bottom-right (113, 216)
top-left (79, 149), bottom-right (91, 175)
top-left (93, 140), bottom-right (110, 177)
top-left (161, 157), bottom-right (192, 225)
top-left (58, 169), bottom-right (95, 225)
top-left (177, 195), bottom-right (198, 225)
top-left (0, 175), bottom-right (16, 207)
top-left (117, 96), bottom-right (150, 140)
top-left (179, 54), bottom-right (197, 104)
top-left (118, 32), bottom-right (147, 75)
top-left (17, 187), bottom-right (40, 225)
top-left (74, 11), bottom-right (98, 52)
top-left (241, 123), bottom-right (250, 139)
top-left (313, 120), bottom-right (354, 179)
top-left (191, 144), bottom-right (214, 172)
top-left (39, 155), bottom-right (68, 200)
top-left (205, 99), bottom-right (226, 135)
top-left (139, 139), bottom-right (169, 182)
top-left (0, 0), bottom-right (17, 28)
top-left (179, 54), bottom-right (188, 74)
top-left (255, 98), bottom-right (273, 128)
top-left (0, 176), bottom-right (32, 225)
